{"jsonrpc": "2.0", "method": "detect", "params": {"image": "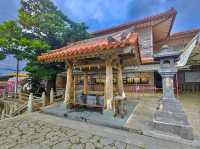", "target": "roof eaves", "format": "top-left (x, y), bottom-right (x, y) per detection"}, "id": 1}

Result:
top-left (170, 28), bottom-right (200, 38)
